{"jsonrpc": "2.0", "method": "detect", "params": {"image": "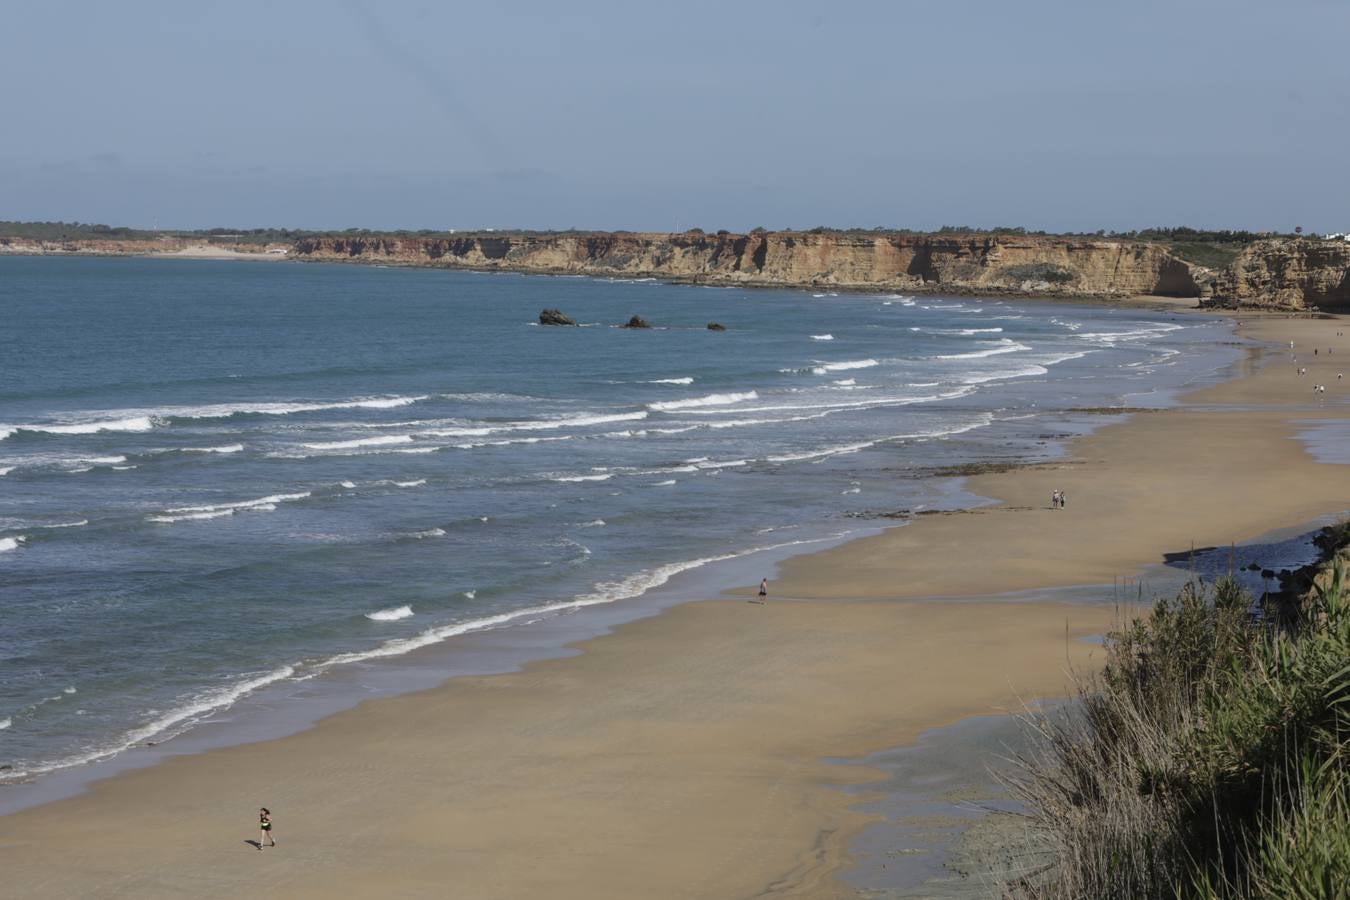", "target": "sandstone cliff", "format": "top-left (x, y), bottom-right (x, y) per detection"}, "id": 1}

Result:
top-left (1206, 239), bottom-right (1350, 311)
top-left (287, 231), bottom-right (1207, 299)
top-left (14, 227), bottom-right (1350, 310)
